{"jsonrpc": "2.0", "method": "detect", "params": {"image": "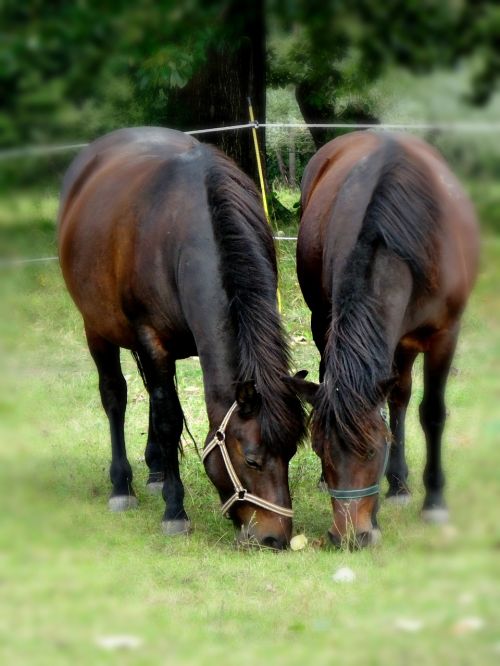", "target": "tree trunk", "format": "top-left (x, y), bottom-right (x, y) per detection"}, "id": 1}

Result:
top-left (296, 80), bottom-right (380, 150)
top-left (295, 79), bottom-right (337, 150)
top-left (275, 147), bottom-right (288, 184)
top-left (163, 0), bottom-right (266, 182)
top-left (288, 132), bottom-right (296, 188)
